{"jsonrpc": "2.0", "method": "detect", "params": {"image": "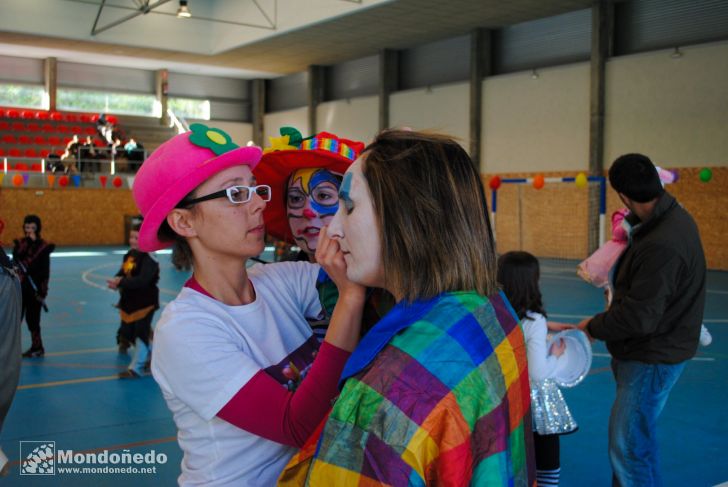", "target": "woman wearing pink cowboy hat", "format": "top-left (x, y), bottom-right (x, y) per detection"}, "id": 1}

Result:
top-left (132, 123), bottom-right (365, 486)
